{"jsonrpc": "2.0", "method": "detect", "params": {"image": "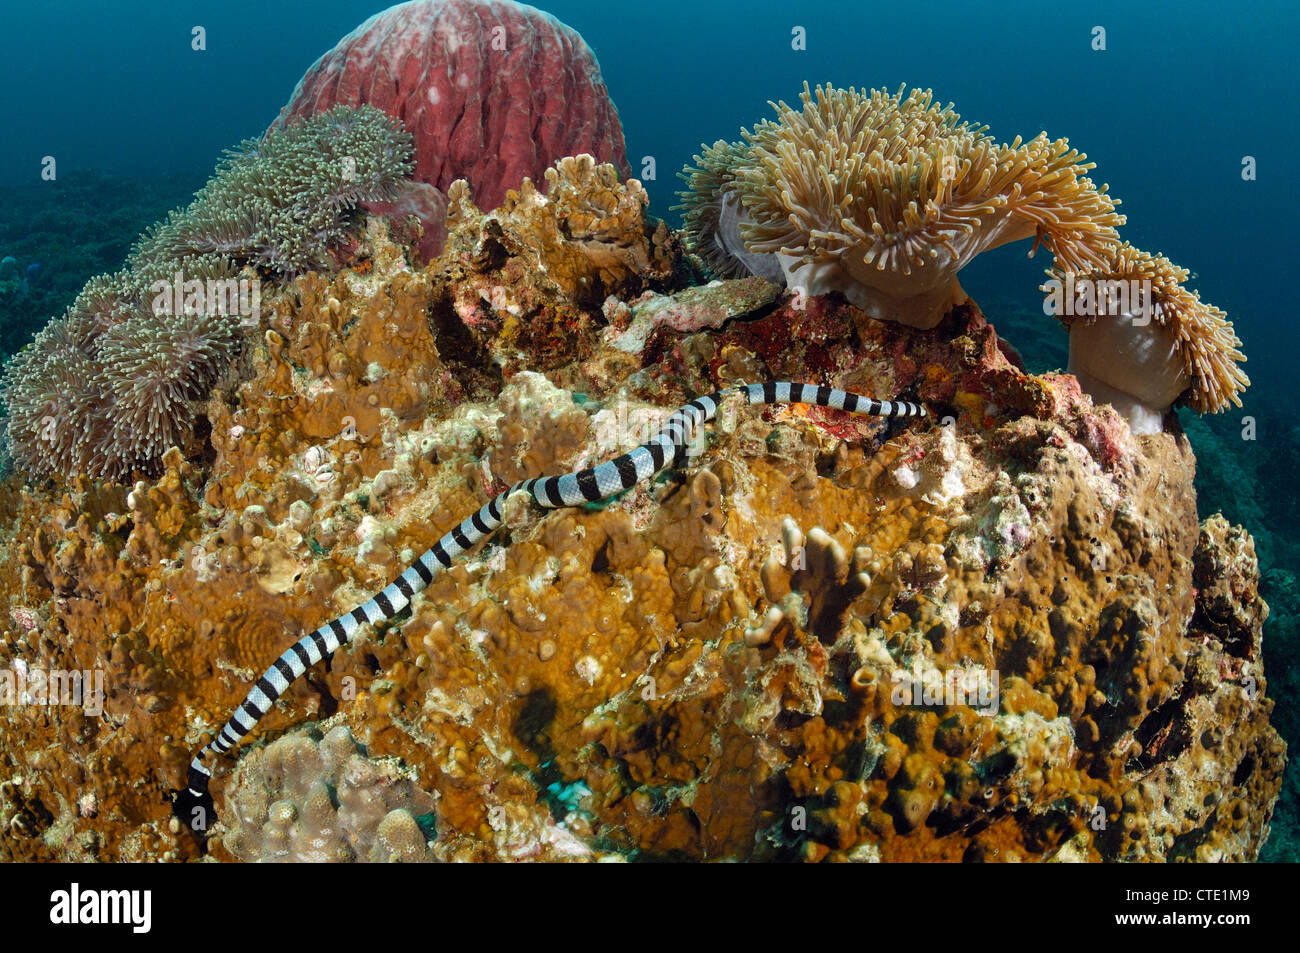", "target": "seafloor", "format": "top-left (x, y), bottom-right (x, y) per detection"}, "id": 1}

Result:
top-left (0, 165), bottom-right (1291, 862)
